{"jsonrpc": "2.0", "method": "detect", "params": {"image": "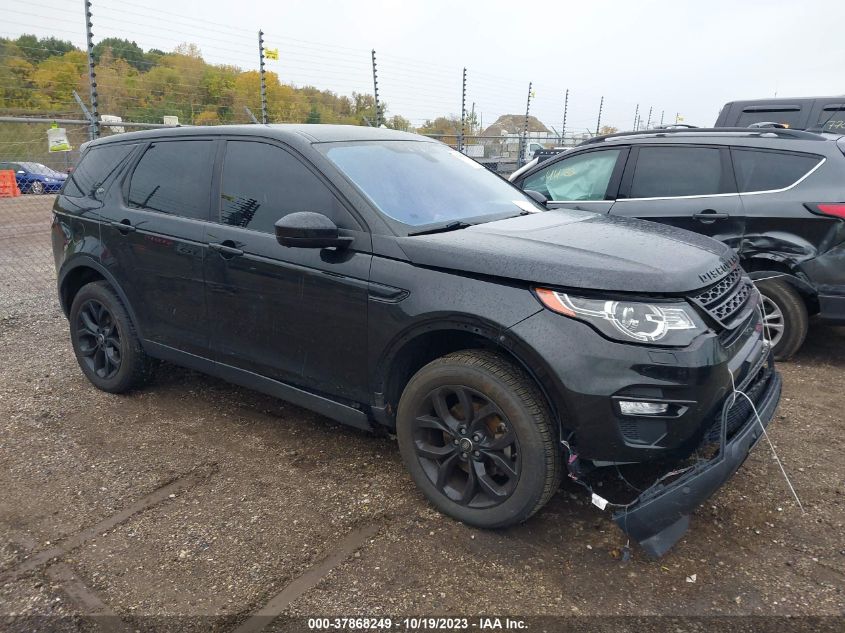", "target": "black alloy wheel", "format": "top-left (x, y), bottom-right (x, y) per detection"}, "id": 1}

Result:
top-left (76, 299), bottom-right (122, 380)
top-left (412, 385), bottom-right (520, 509)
